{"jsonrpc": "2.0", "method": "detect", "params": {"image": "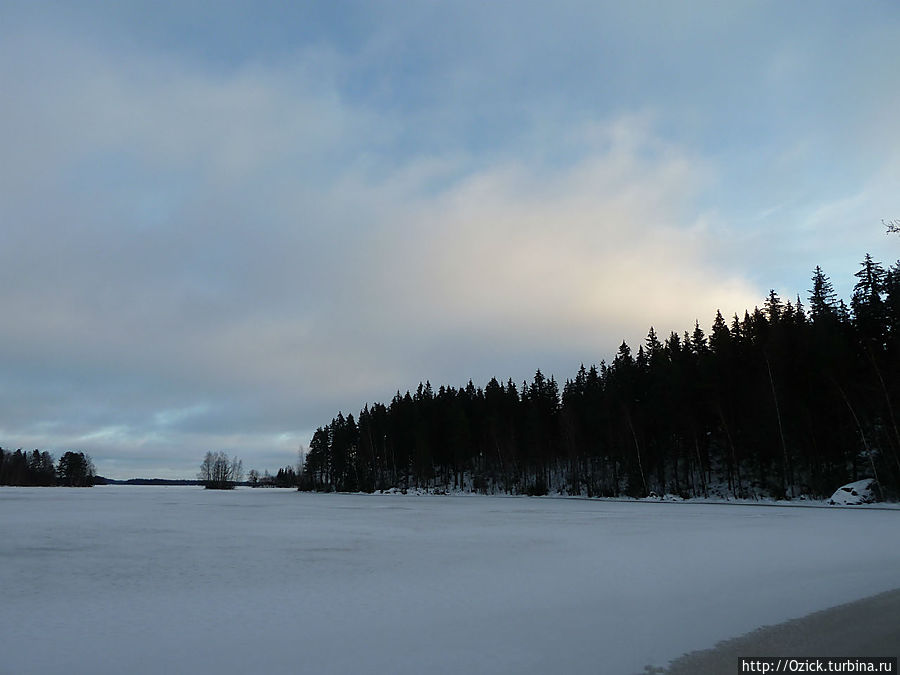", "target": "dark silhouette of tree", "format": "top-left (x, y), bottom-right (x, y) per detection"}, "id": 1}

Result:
top-left (852, 254), bottom-right (887, 345)
top-left (0, 448), bottom-right (97, 487)
top-left (302, 254), bottom-right (900, 501)
top-left (57, 451), bottom-right (95, 487)
top-left (198, 451), bottom-right (243, 489)
top-left (809, 266), bottom-right (838, 322)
